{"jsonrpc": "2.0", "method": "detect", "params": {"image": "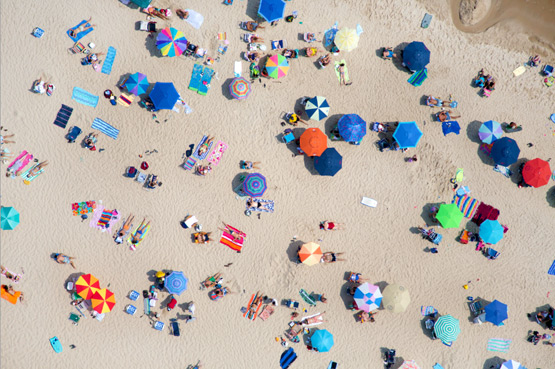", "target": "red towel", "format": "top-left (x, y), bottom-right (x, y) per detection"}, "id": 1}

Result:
top-left (219, 225), bottom-right (245, 253)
